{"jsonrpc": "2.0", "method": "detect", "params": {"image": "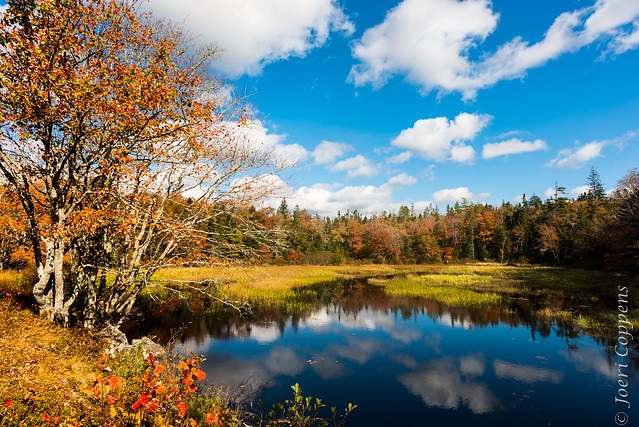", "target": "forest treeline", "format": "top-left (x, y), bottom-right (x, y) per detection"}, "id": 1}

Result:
top-left (2, 167), bottom-right (637, 272)
top-left (261, 167), bottom-right (639, 269)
